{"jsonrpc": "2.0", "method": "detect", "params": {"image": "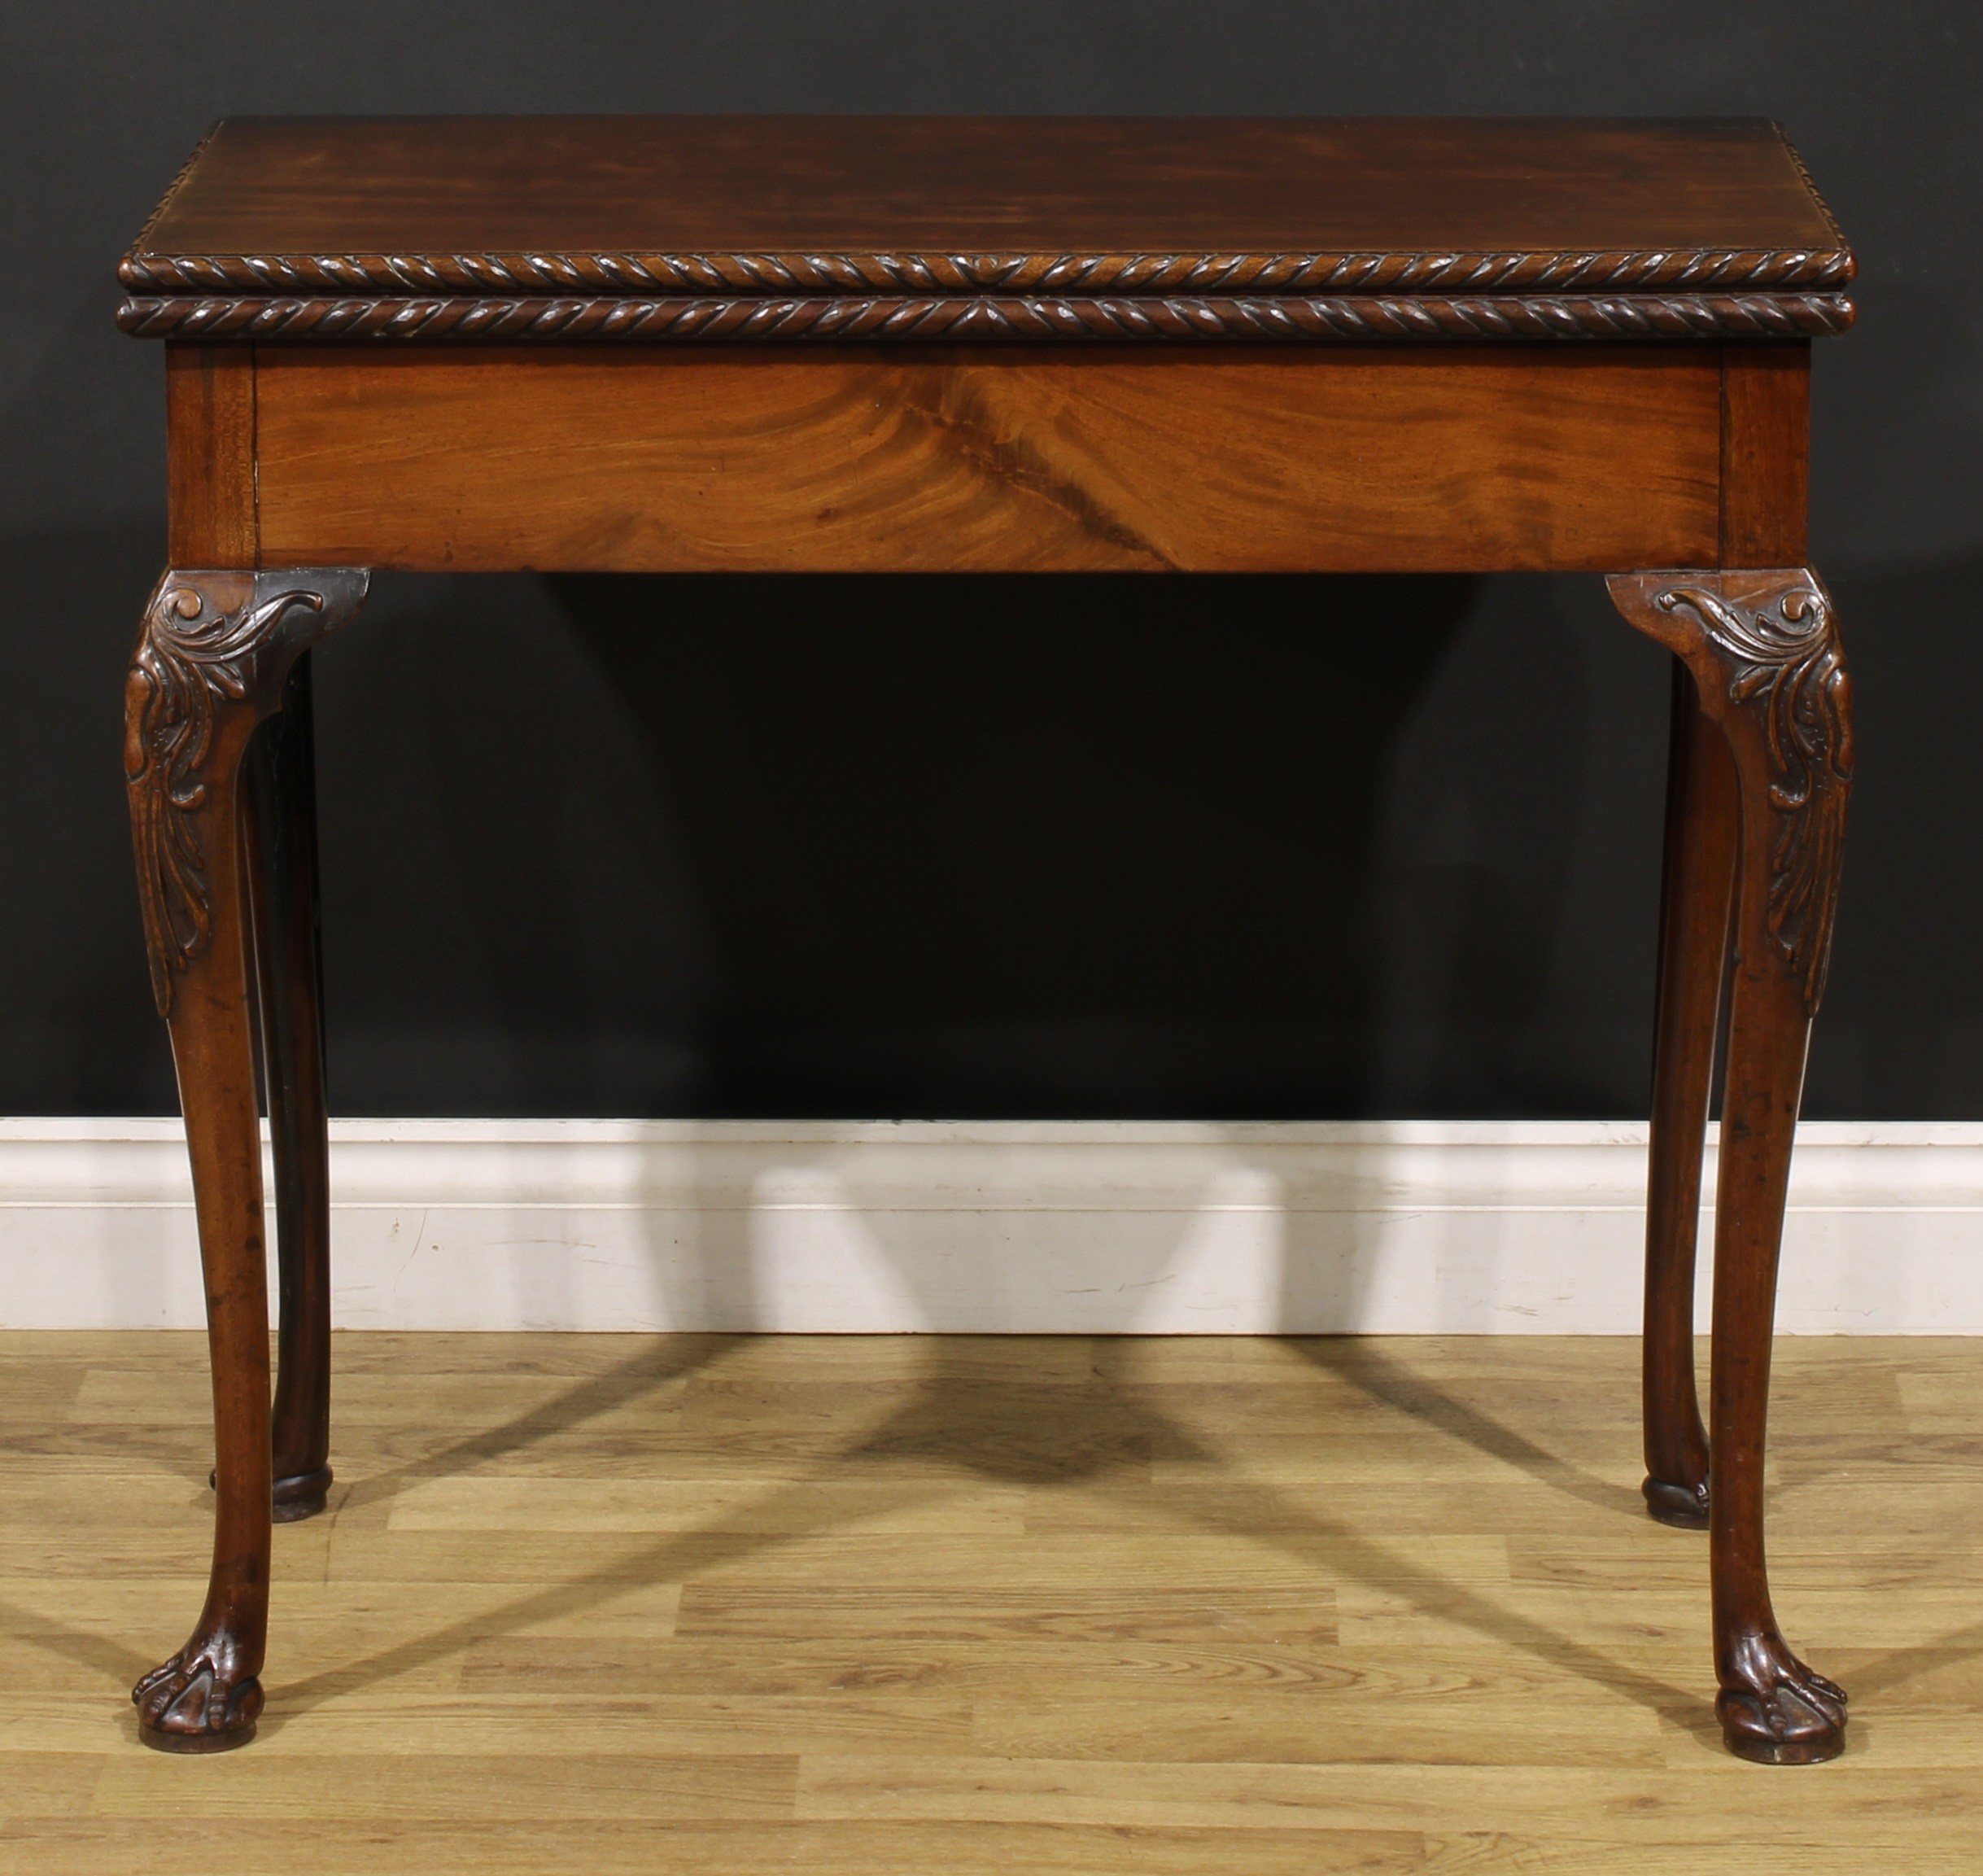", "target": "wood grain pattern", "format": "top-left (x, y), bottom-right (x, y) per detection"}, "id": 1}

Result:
top-left (116, 120), bottom-right (1855, 348)
top-left (252, 347), bottom-right (1723, 574)
top-left (2, 1330), bottom-right (1977, 1869)
top-left (164, 347), bottom-right (256, 566)
top-left (126, 112), bottom-right (1850, 1781)
top-left (120, 571), bottom-right (367, 1751)
top-left (1640, 663), bottom-right (1736, 1533)
top-left (1609, 571), bottom-right (1854, 1760)
top-left (1720, 345), bottom-right (1810, 565)
top-left (241, 658), bottom-right (335, 1522)
top-left (120, 116), bottom-right (1852, 294)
